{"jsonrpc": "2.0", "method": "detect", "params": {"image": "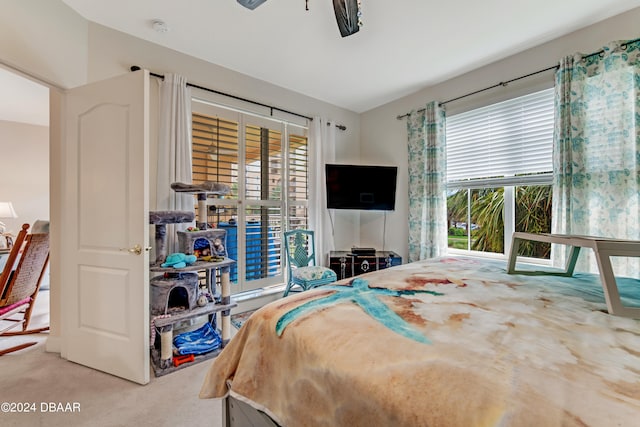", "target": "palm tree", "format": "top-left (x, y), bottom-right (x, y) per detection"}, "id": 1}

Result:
top-left (447, 185), bottom-right (552, 257)
top-left (447, 189), bottom-right (468, 229)
top-left (515, 185), bottom-right (552, 258)
top-left (471, 188), bottom-right (504, 253)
